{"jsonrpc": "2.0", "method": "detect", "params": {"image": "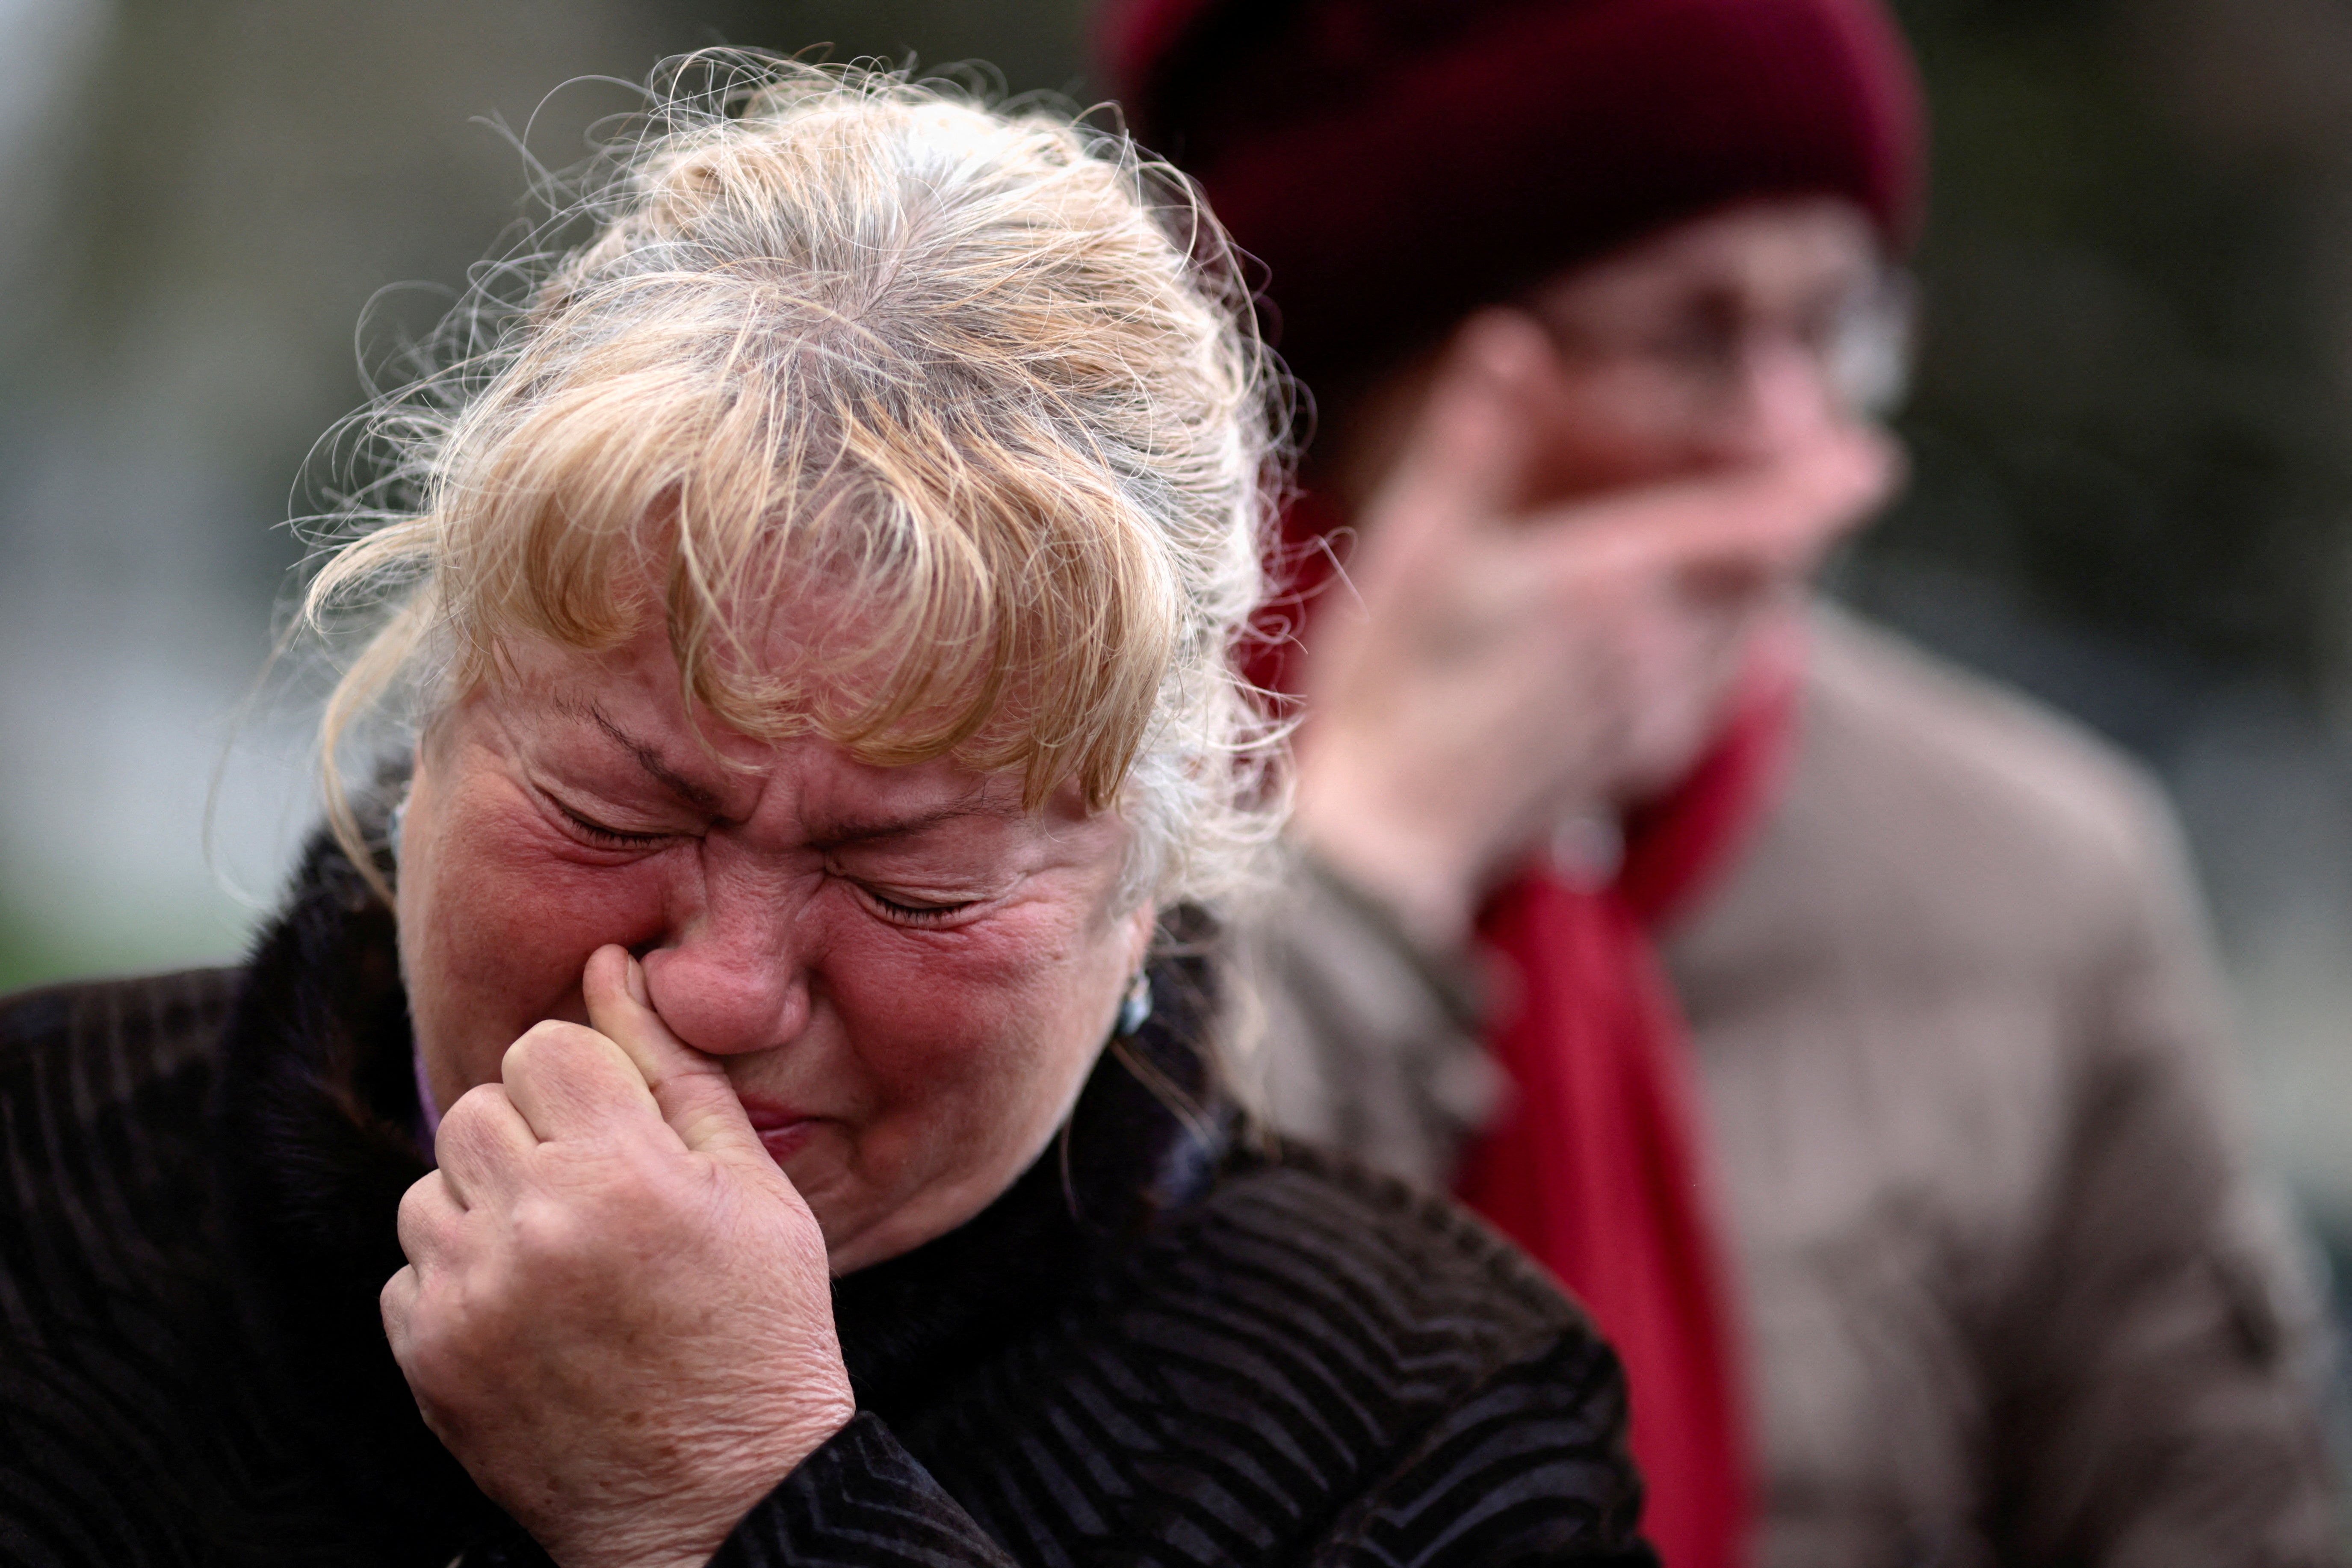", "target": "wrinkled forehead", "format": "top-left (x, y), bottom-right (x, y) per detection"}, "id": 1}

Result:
top-left (467, 525), bottom-right (1035, 737)
top-left (434, 366), bottom-right (1167, 816)
top-left (464, 610), bottom-right (1068, 818)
